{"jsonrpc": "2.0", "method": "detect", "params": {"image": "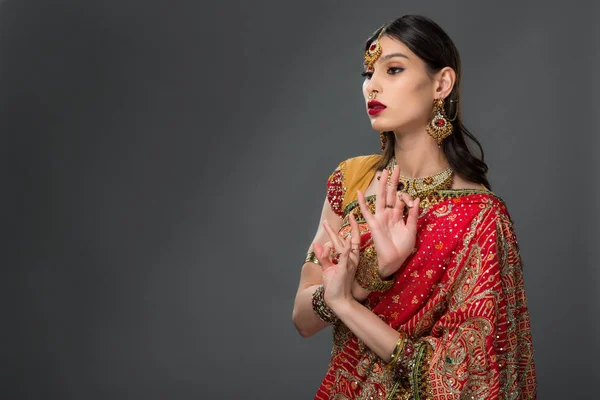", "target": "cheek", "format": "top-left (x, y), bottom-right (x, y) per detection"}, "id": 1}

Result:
top-left (392, 79), bottom-right (432, 115)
